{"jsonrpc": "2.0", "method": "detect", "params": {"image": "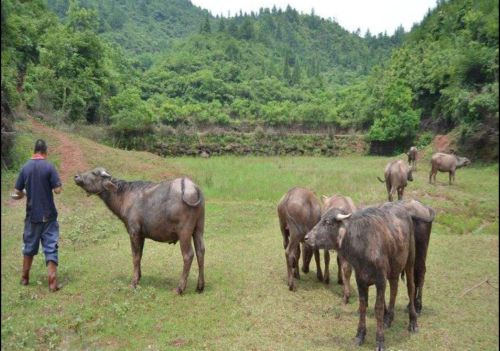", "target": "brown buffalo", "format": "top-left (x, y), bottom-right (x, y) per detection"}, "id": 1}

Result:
top-left (277, 187), bottom-right (329, 291)
top-left (407, 146), bottom-right (418, 171)
top-left (74, 167), bottom-right (205, 294)
top-left (321, 195), bottom-right (356, 304)
top-left (429, 152), bottom-right (471, 184)
top-left (305, 203), bottom-right (418, 351)
top-left (377, 160), bottom-right (413, 201)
